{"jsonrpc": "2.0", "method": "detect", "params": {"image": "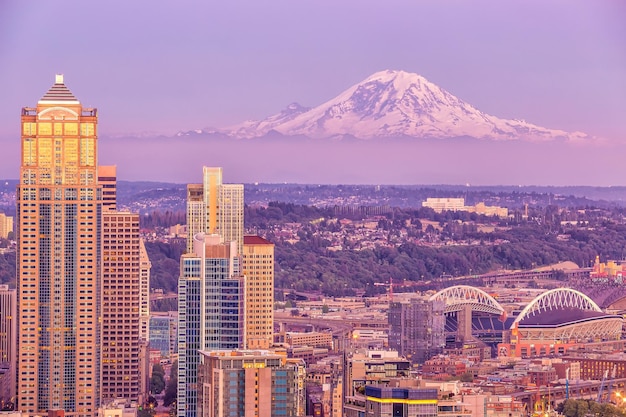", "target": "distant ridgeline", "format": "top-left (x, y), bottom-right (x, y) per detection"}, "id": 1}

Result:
top-left (107, 181), bottom-right (626, 216)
